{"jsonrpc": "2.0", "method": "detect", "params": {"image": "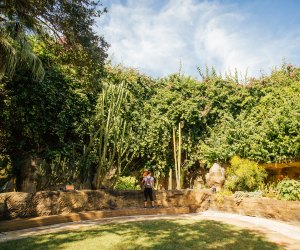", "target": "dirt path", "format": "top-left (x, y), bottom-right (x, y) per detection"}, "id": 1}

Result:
top-left (1, 210), bottom-right (299, 249)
